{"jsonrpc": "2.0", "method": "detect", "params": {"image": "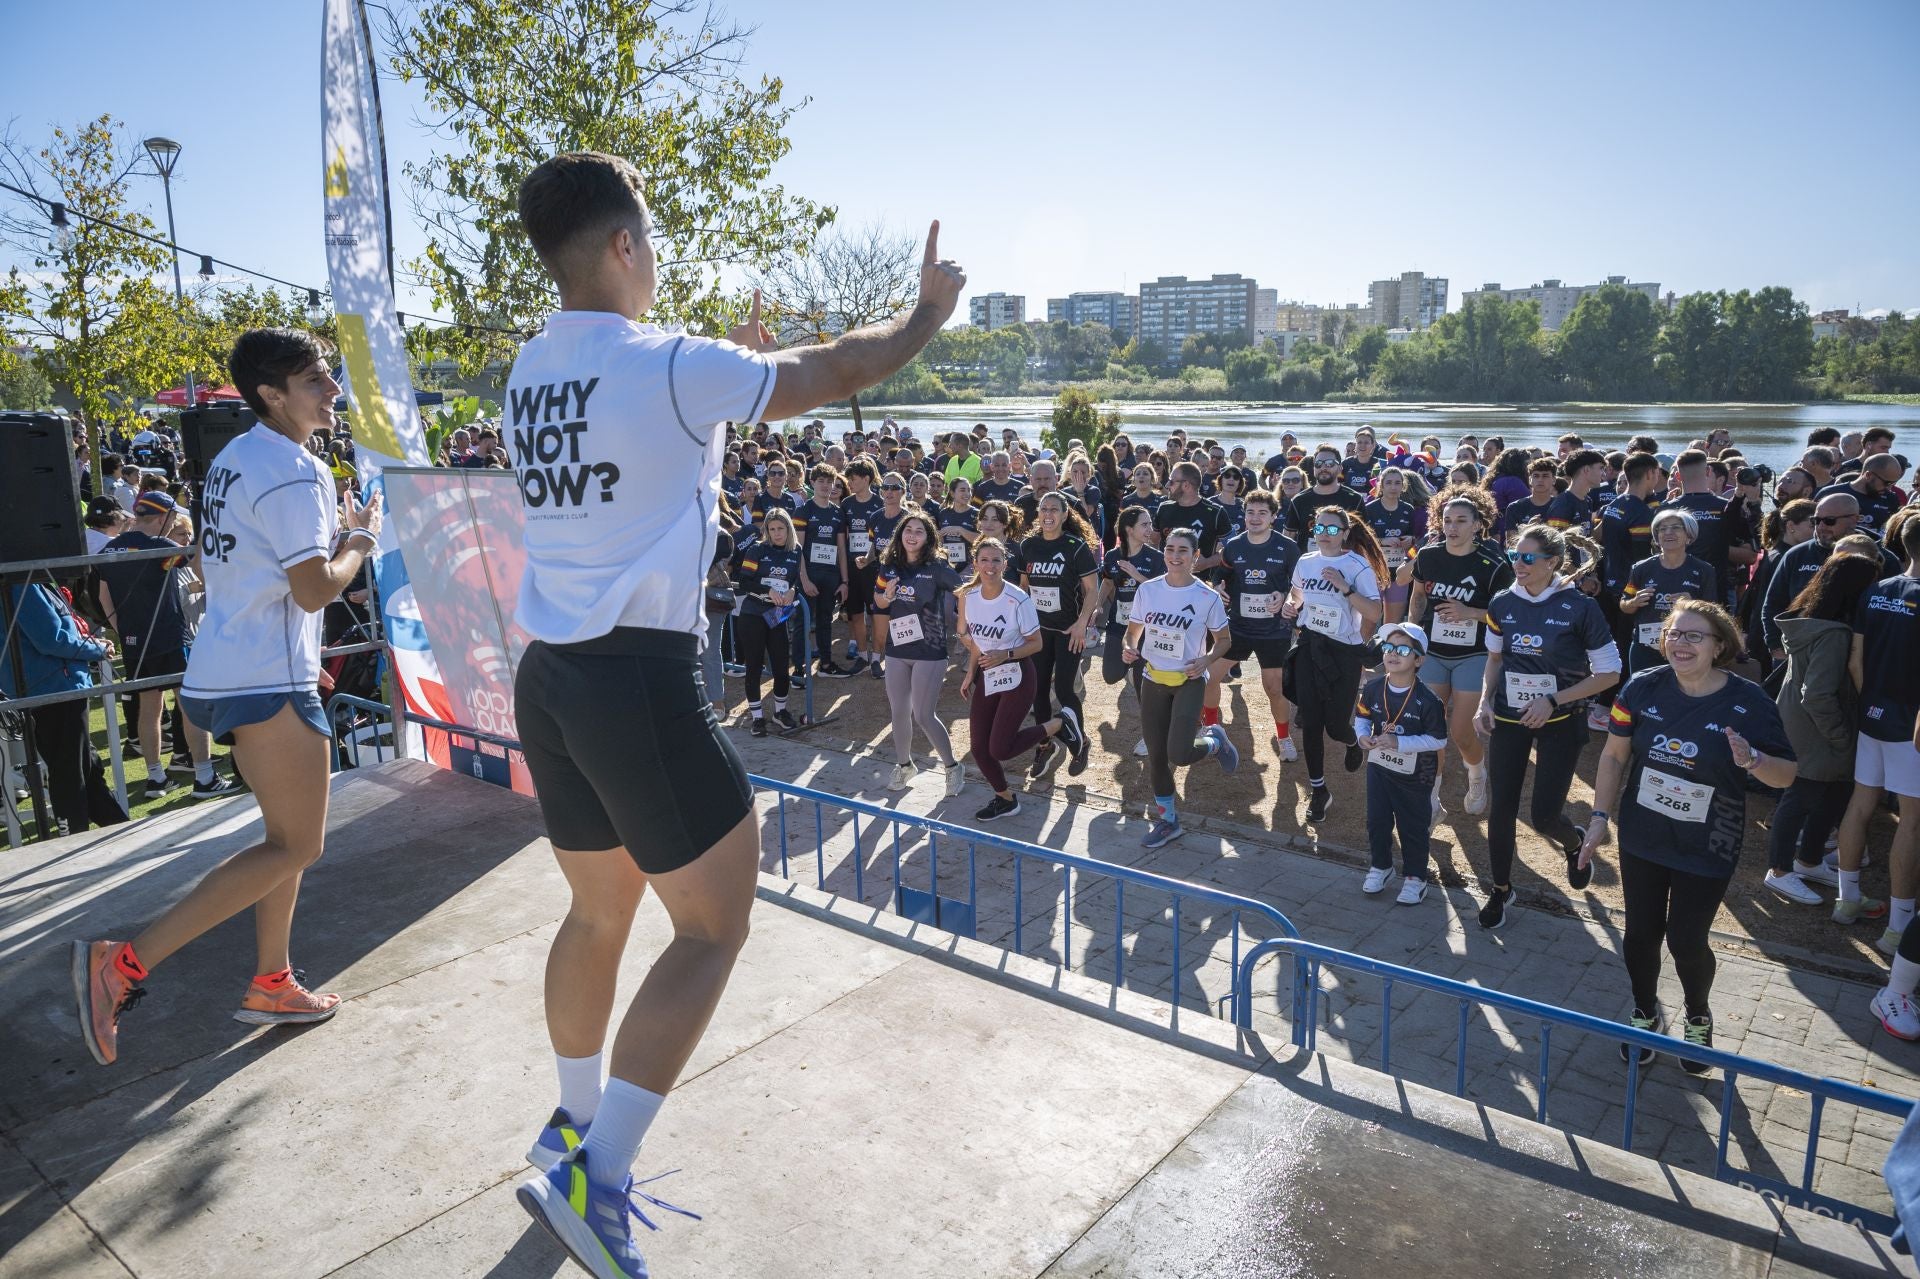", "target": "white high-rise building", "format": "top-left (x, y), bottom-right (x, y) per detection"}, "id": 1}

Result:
top-left (1365, 272), bottom-right (1448, 330)
top-left (1045, 291), bottom-right (1137, 342)
top-left (1460, 277), bottom-right (1661, 331)
top-left (1137, 273), bottom-right (1258, 352)
top-left (968, 292), bottom-right (1026, 331)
